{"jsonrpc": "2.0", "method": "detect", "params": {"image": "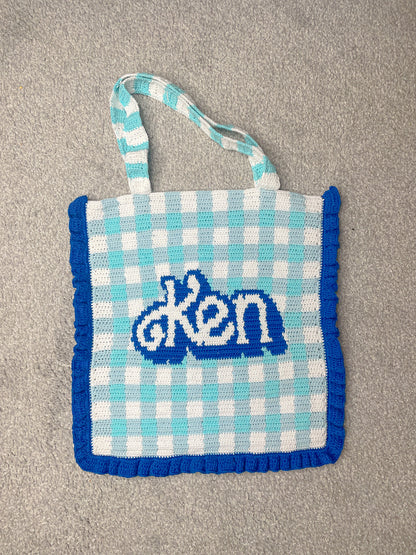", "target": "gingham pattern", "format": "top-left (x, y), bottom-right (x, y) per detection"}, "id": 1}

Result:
top-left (86, 188), bottom-right (327, 458)
top-left (110, 73), bottom-right (280, 194)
